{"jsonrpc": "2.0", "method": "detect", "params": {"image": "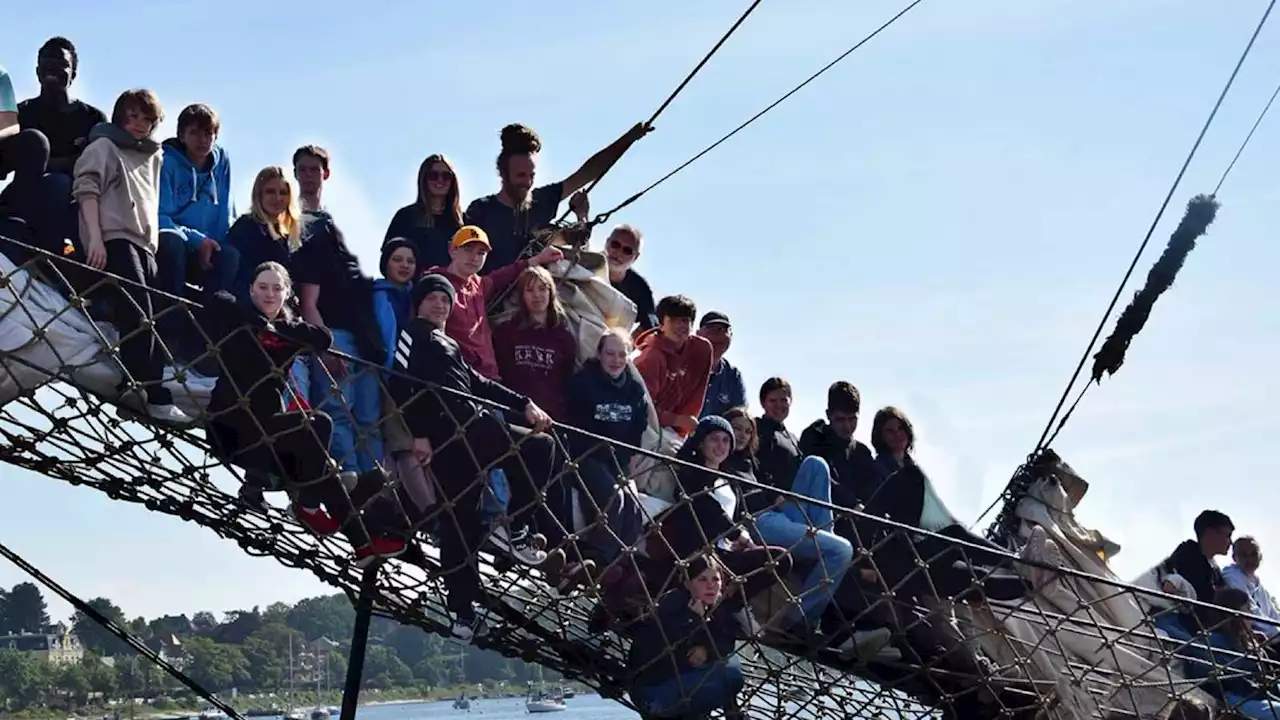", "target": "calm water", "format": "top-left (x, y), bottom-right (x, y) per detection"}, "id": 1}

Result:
top-left (355, 696), bottom-right (638, 720)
